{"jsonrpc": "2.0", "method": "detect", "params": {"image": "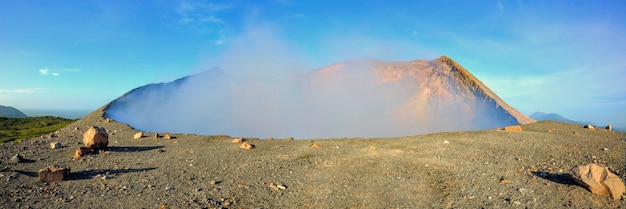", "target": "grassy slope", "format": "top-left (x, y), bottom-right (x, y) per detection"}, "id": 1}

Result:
top-left (0, 116), bottom-right (76, 143)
